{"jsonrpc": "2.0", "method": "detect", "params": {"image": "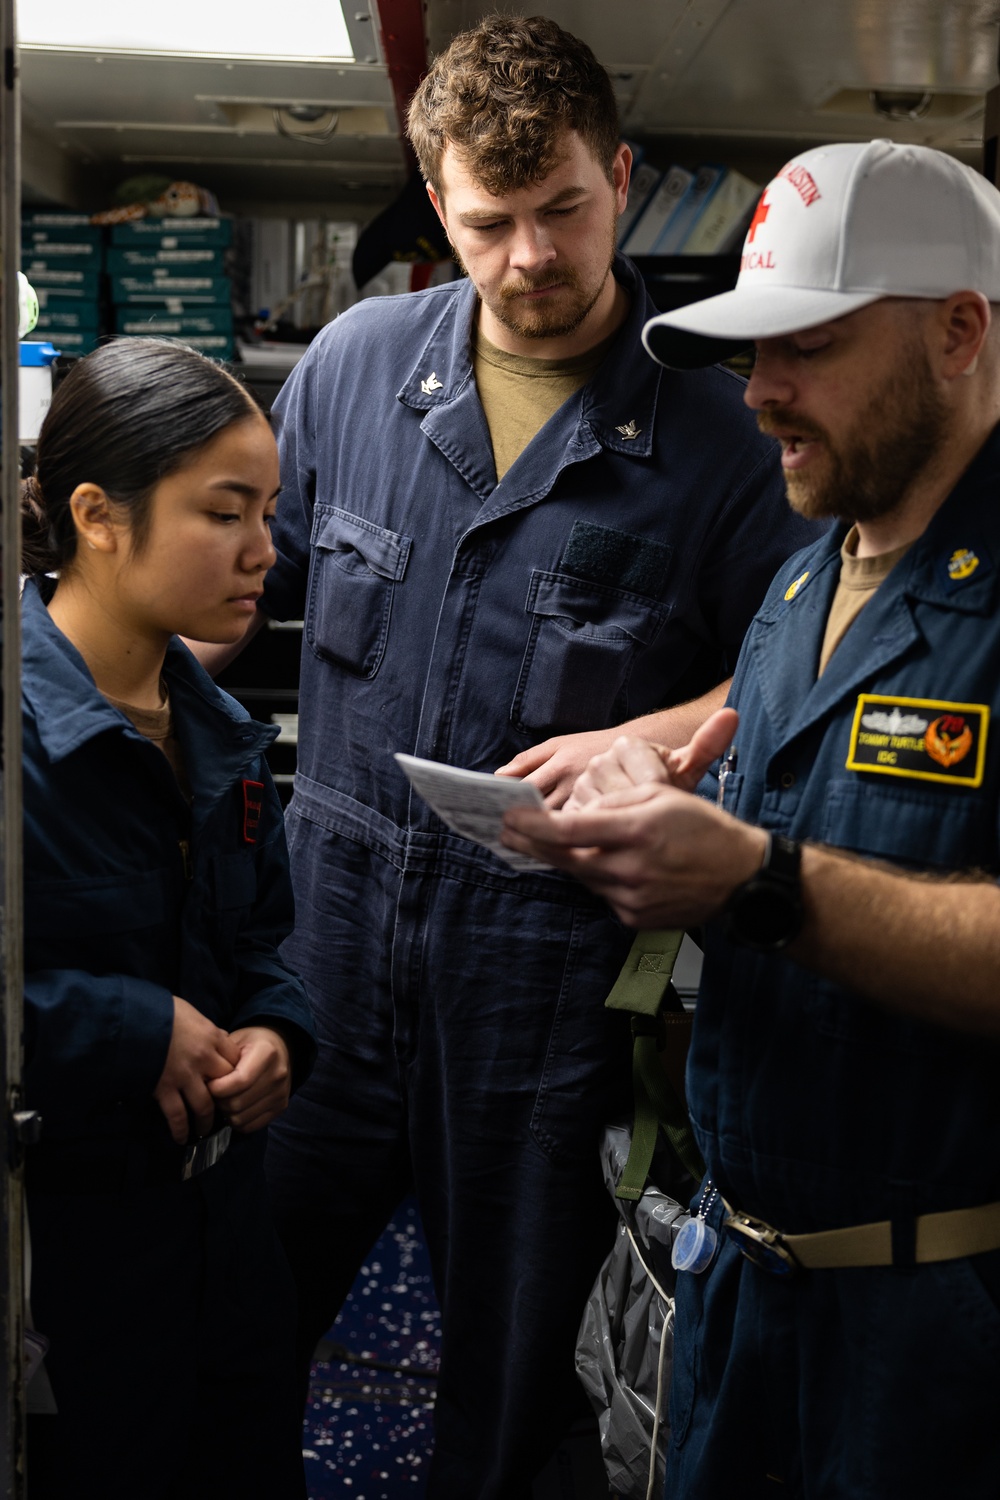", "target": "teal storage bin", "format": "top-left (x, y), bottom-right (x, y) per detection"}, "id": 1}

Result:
top-left (106, 246), bottom-right (226, 273)
top-left (24, 267), bottom-right (101, 297)
top-left (33, 301), bottom-right (101, 332)
top-left (111, 274), bottom-right (231, 303)
top-left (110, 217), bottom-right (232, 248)
top-left (22, 212), bottom-right (95, 230)
top-left (23, 329), bottom-right (100, 356)
top-left (114, 306), bottom-right (233, 335)
top-left (22, 228), bottom-right (104, 258)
